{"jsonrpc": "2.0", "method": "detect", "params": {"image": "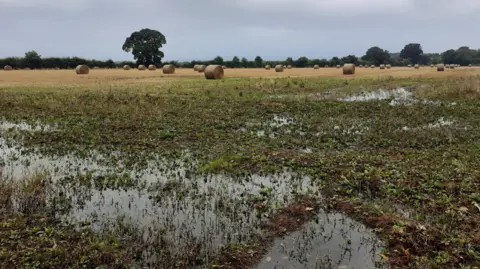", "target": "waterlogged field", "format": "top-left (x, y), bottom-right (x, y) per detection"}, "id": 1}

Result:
top-left (0, 68), bottom-right (480, 269)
